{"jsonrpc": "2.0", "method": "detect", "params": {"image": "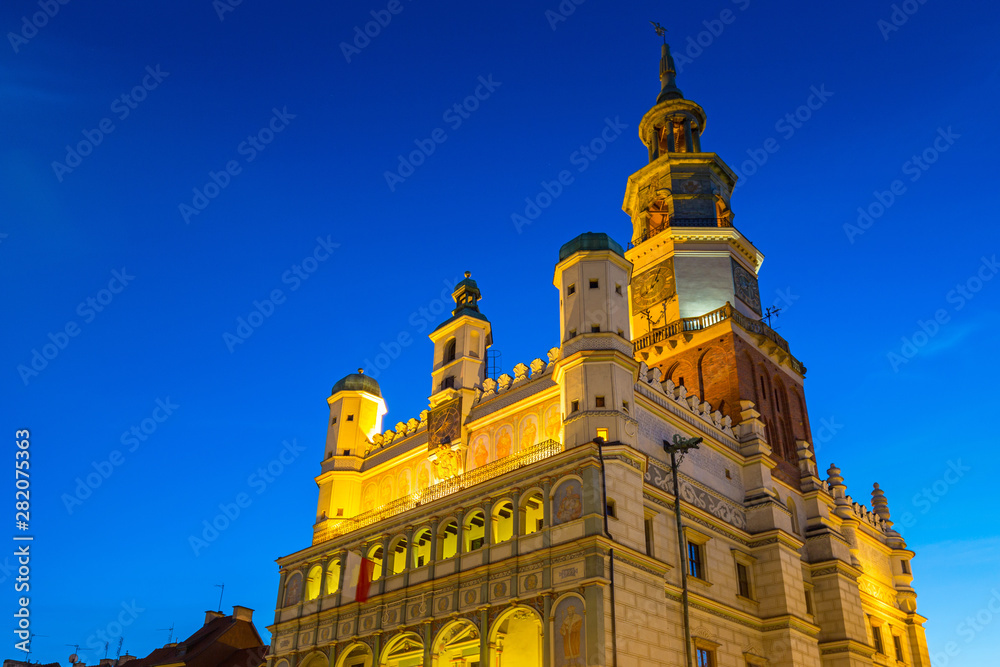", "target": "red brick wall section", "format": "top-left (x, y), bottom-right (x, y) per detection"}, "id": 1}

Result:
top-left (650, 331), bottom-right (813, 482)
